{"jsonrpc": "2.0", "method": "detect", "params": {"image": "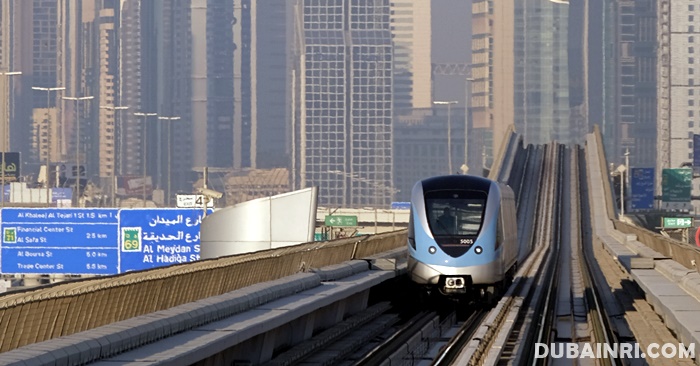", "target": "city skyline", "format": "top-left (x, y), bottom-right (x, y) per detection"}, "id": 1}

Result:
top-left (0, 0), bottom-right (690, 208)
